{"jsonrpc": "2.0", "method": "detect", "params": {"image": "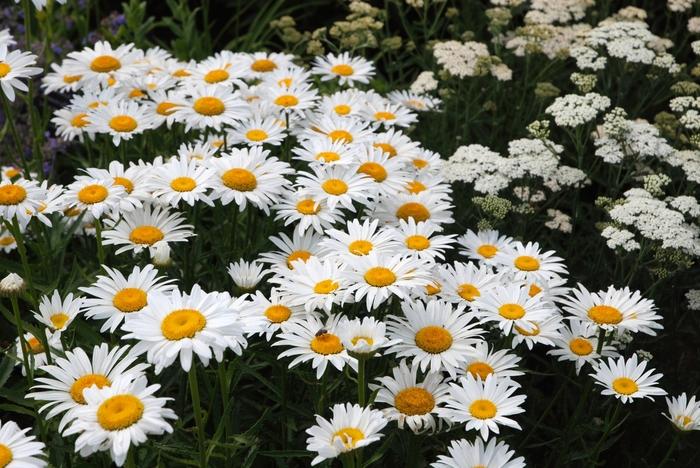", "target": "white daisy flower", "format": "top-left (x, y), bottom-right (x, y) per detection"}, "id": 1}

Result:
top-left (386, 299), bottom-right (483, 376)
top-left (261, 64), bottom-right (312, 89)
top-left (373, 191), bottom-right (454, 227)
top-left (101, 203), bottom-right (195, 255)
top-left (292, 137), bottom-right (359, 167)
top-left (80, 264), bottom-right (177, 333)
top-left (174, 84), bottom-right (249, 131)
top-left (64, 375), bottom-right (176, 467)
top-left (189, 52), bottom-right (247, 87)
top-left (27, 344), bottom-right (148, 432)
top-left (458, 229), bottom-right (515, 265)
top-left (248, 289), bottom-right (307, 340)
top-left (311, 52), bottom-right (376, 87)
top-left (0, 419), bottom-right (46, 468)
top-left (387, 90), bottom-right (441, 112)
top-left (458, 341), bottom-right (524, 384)
top-left (175, 141), bottom-right (218, 163)
top-left (0, 178), bottom-right (46, 227)
top-left (32, 290), bottom-right (83, 333)
top-left (371, 128), bottom-right (421, 160)
top-left (146, 156), bottom-right (215, 207)
top-left (227, 259), bottom-right (269, 292)
top-left (242, 52), bottom-right (294, 78)
top-left (299, 114), bottom-right (374, 145)
top-left (42, 60), bottom-right (85, 93)
top-left (361, 100), bottom-right (417, 128)
top-left (473, 283), bottom-right (556, 336)
top-left (318, 90), bottom-right (367, 118)
top-left (664, 393), bottom-right (700, 431)
top-left (388, 218), bottom-right (455, 261)
top-left (145, 89), bottom-right (187, 128)
top-left (320, 218), bottom-right (397, 260)
top-left (88, 100), bottom-right (154, 146)
top-left (15, 331), bottom-right (63, 376)
top-left (371, 359), bottom-right (449, 433)
top-left (0, 226), bottom-right (17, 253)
top-left (122, 284), bottom-right (246, 373)
top-left (66, 41), bottom-right (143, 88)
top-left (273, 314), bottom-right (358, 379)
top-left (0, 44), bottom-right (42, 101)
top-left (548, 320), bottom-right (619, 374)
top-left (263, 82), bottom-right (318, 117)
top-left (273, 190), bottom-right (343, 235)
top-left (82, 160), bottom-right (150, 209)
top-left (590, 354), bottom-right (666, 404)
top-left (408, 148), bottom-right (444, 175)
top-left (51, 106), bottom-right (96, 142)
top-left (438, 373), bottom-right (527, 439)
top-left (510, 313), bottom-right (564, 350)
top-left (338, 316), bottom-right (397, 356)
top-left (431, 437), bottom-right (525, 468)
top-left (438, 261), bottom-right (499, 307)
top-left (352, 145), bottom-right (410, 196)
top-left (296, 165), bottom-right (375, 211)
top-left (493, 241), bottom-right (568, 284)
top-left (259, 230), bottom-right (325, 271)
top-left (227, 115), bottom-right (287, 146)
